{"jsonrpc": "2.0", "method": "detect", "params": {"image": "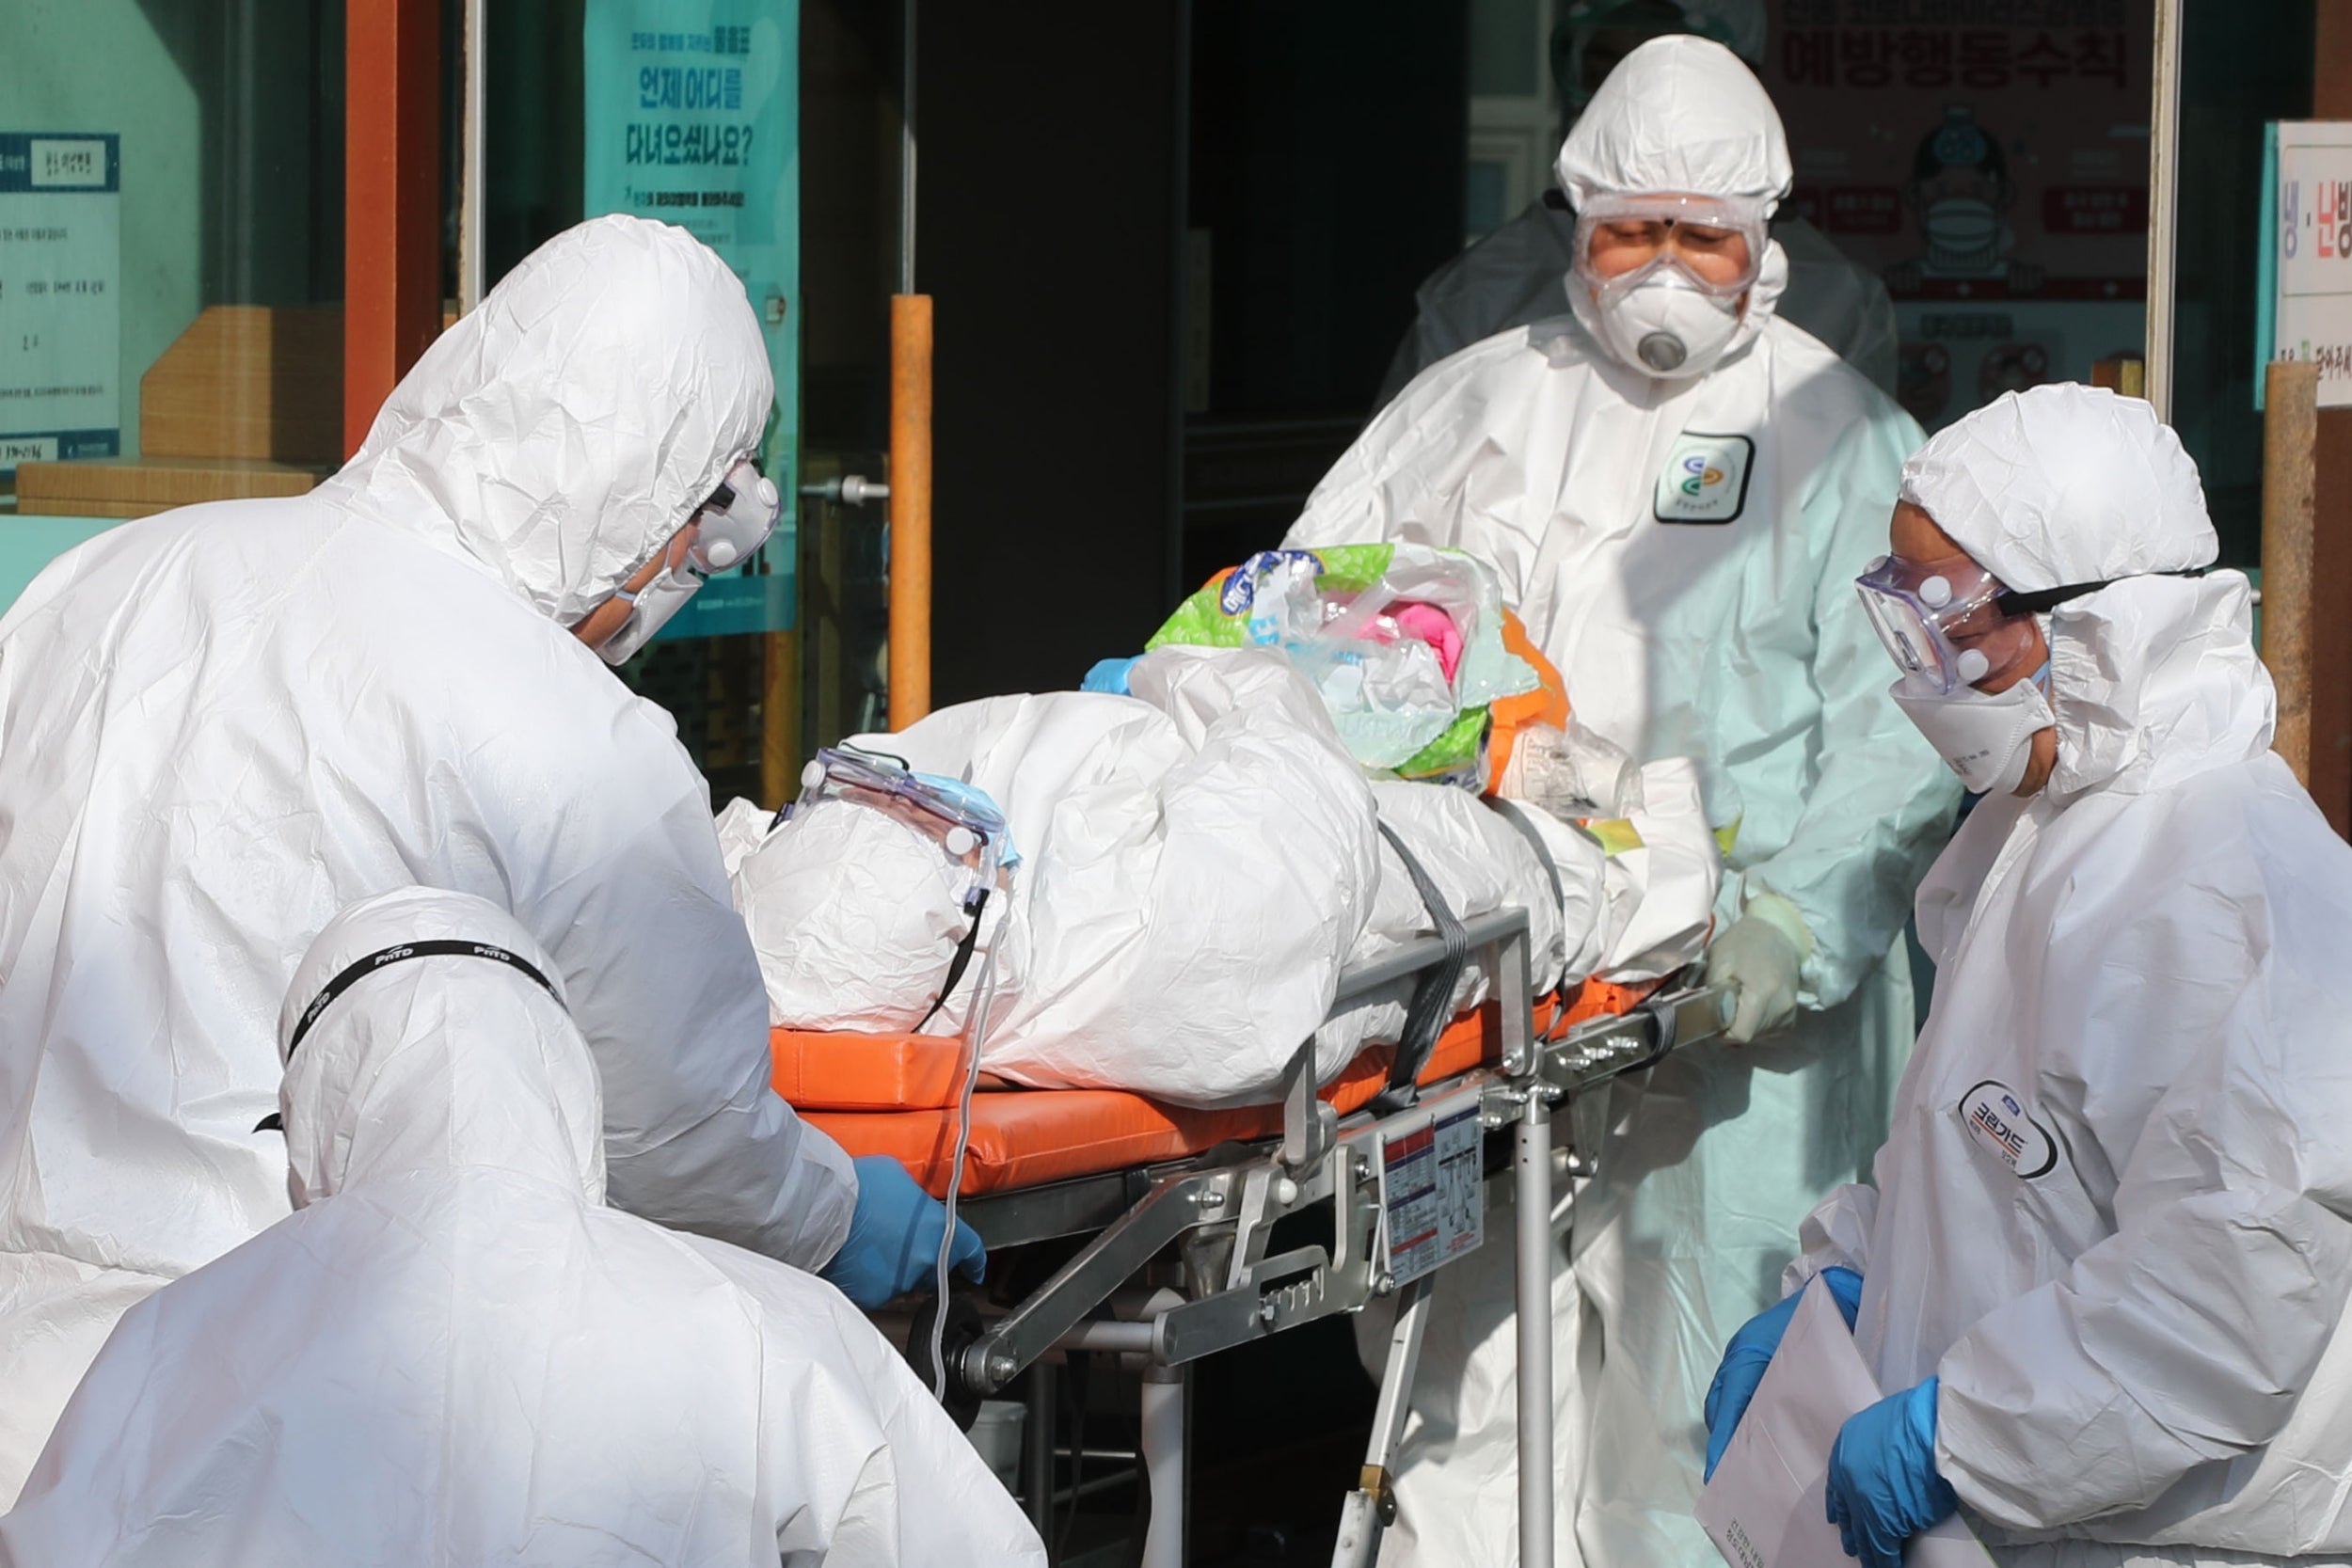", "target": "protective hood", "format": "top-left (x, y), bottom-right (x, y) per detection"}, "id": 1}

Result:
top-left (275, 887), bottom-right (605, 1207)
top-left (1898, 384), bottom-right (2215, 591)
top-left (1555, 35), bottom-right (1793, 372)
top-left (1901, 384), bottom-right (2270, 800)
top-left (737, 798), bottom-right (979, 1034)
top-left (1555, 35), bottom-right (1791, 214)
top-left (7, 897), bottom-right (1044, 1567)
top-left (320, 214), bottom-right (773, 627)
